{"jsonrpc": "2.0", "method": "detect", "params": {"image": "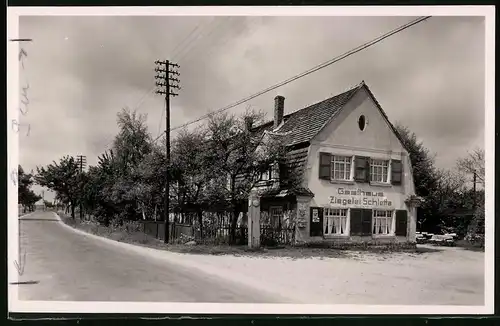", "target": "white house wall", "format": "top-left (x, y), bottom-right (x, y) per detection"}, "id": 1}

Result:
top-left (299, 86), bottom-right (417, 245)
